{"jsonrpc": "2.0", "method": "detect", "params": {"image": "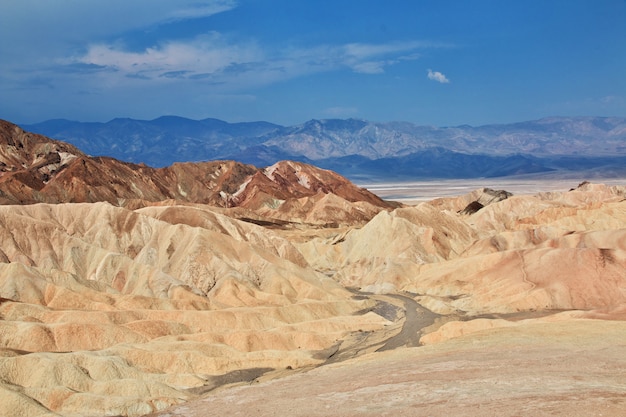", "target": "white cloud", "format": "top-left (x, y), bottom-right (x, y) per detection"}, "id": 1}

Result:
top-left (351, 61), bottom-right (387, 74)
top-left (77, 33), bottom-right (261, 82)
top-left (1, 0), bottom-right (448, 89)
top-left (70, 38), bottom-right (435, 89)
top-left (0, 1), bottom-right (239, 73)
top-left (427, 69), bottom-right (450, 83)
top-left (599, 95), bottom-right (624, 105)
top-left (341, 42), bottom-right (424, 74)
top-left (0, 0), bottom-right (455, 122)
top-left (343, 41), bottom-right (447, 59)
top-left (166, 1), bottom-right (237, 20)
